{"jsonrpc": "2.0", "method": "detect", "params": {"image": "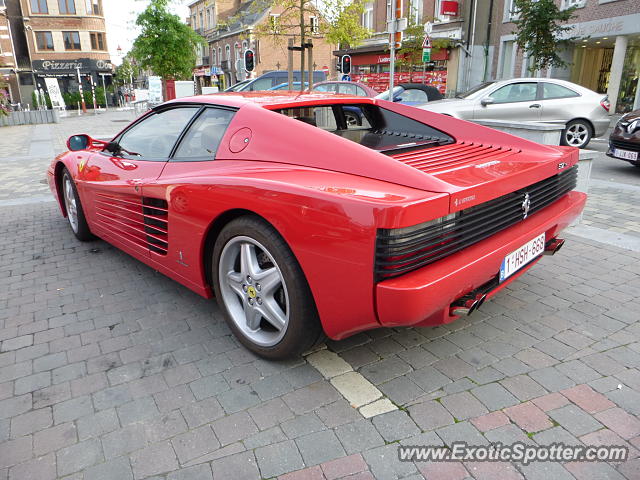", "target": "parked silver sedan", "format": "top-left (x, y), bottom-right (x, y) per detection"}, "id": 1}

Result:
top-left (418, 78), bottom-right (610, 148)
